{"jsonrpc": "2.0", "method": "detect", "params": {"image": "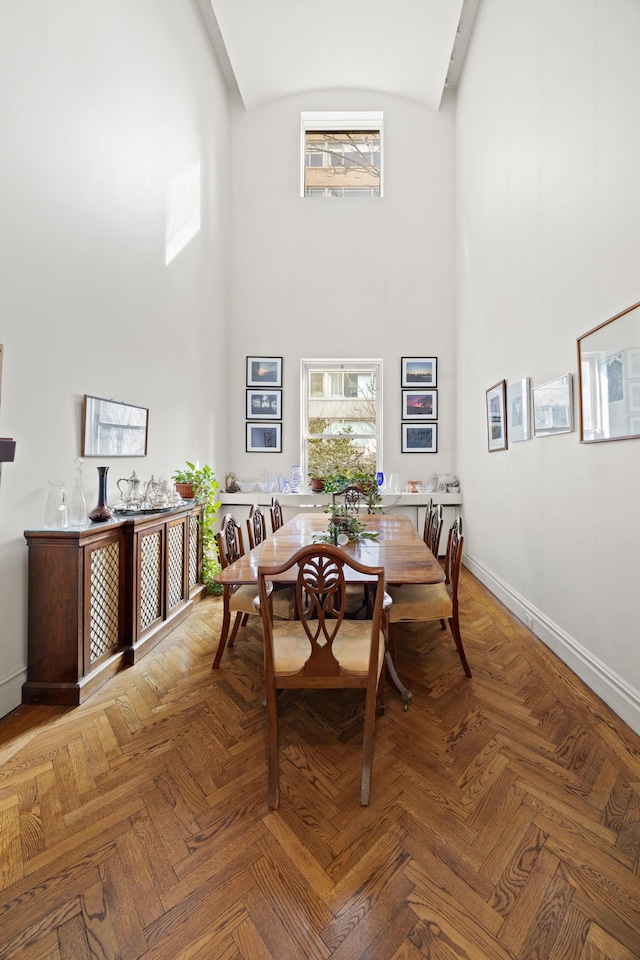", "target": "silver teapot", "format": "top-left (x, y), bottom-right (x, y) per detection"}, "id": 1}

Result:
top-left (117, 471), bottom-right (144, 505)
